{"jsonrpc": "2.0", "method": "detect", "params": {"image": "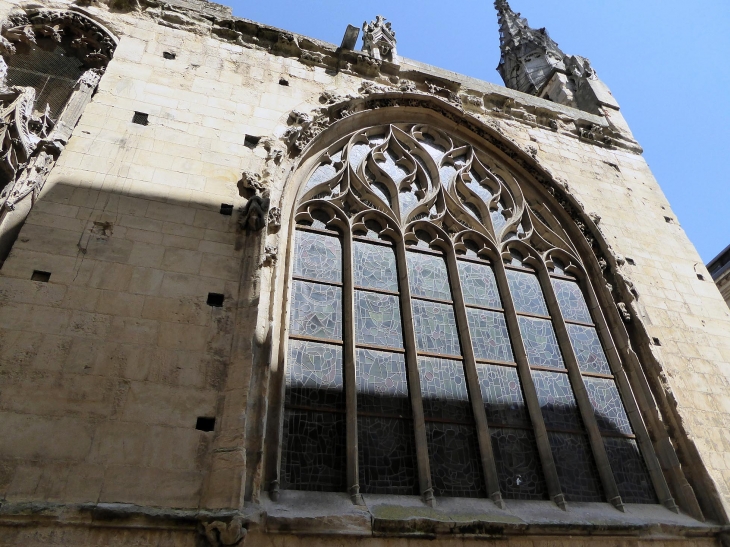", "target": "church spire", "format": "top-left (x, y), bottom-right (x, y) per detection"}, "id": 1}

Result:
top-left (494, 0), bottom-right (567, 96)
